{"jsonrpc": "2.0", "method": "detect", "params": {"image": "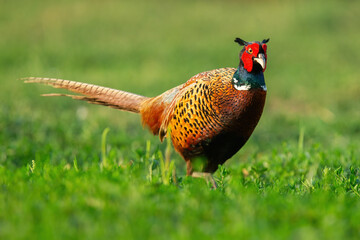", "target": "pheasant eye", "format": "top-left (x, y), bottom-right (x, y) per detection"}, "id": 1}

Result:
top-left (248, 48), bottom-right (253, 54)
